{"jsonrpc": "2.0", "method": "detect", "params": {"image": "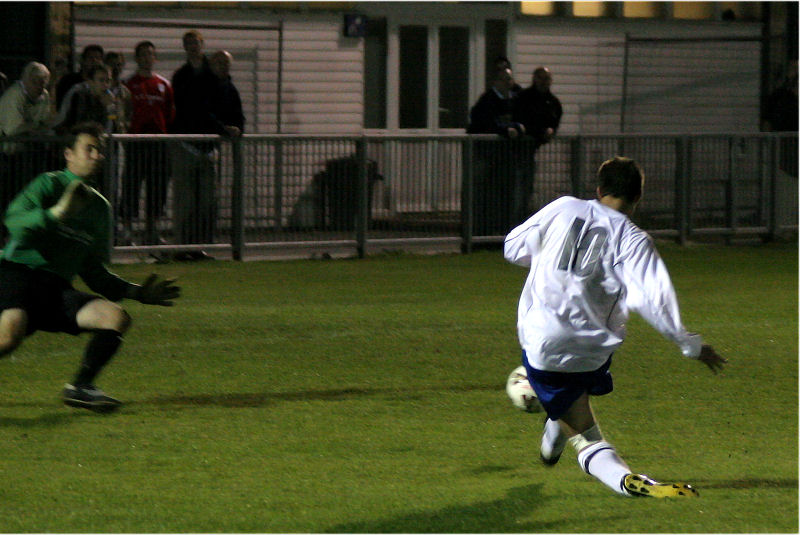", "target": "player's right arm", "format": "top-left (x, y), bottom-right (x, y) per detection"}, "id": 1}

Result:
top-left (4, 173), bottom-right (64, 243)
top-left (503, 218), bottom-right (540, 267)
